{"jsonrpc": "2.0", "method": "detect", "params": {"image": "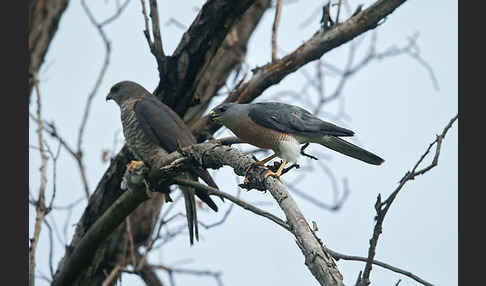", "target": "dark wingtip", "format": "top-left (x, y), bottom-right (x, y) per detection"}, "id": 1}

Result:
top-left (193, 167), bottom-right (218, 188)
top-left (195, 189), bottom-right (219, 212)
top-left (191, 167), bottom-right (222, 211)
top-left (206, 199), bottom-right (219, 212)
